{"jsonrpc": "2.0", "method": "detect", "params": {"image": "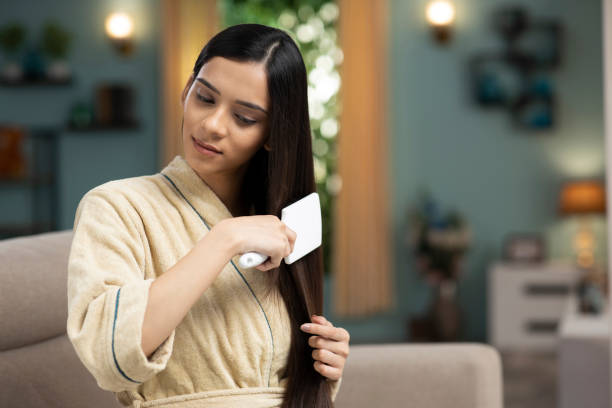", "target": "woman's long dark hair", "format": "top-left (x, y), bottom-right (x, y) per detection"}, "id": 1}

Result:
top-left (190, 24), bottom-right (333, 407)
